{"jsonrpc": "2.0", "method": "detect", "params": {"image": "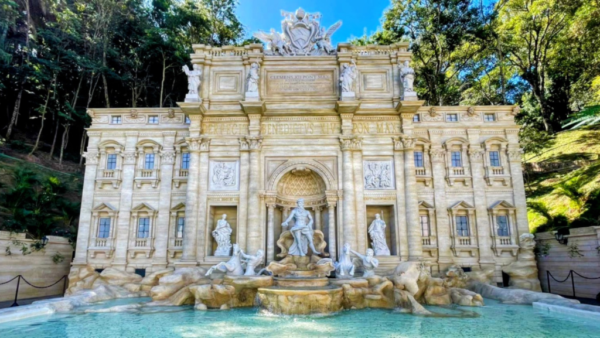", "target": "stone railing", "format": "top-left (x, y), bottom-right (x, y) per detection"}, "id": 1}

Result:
top-left (458, 237), bottom-right (471, 246)
top-left (415, 168), bottom-right (427, 176)
top-left (96, 169), bottom-right (122, 188)
top-left (135, 238), bottom-right (149, 247)
top-left (422, 237), bottom-right (431, 246)
top-left (499, 237), bottom-right (512, 245)
top-left (173, 169), bottom-right (189, 188)
top-left (208, 47), bottom-right (248, 57)
top-left (134, 169), bottom-right (160, 188)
